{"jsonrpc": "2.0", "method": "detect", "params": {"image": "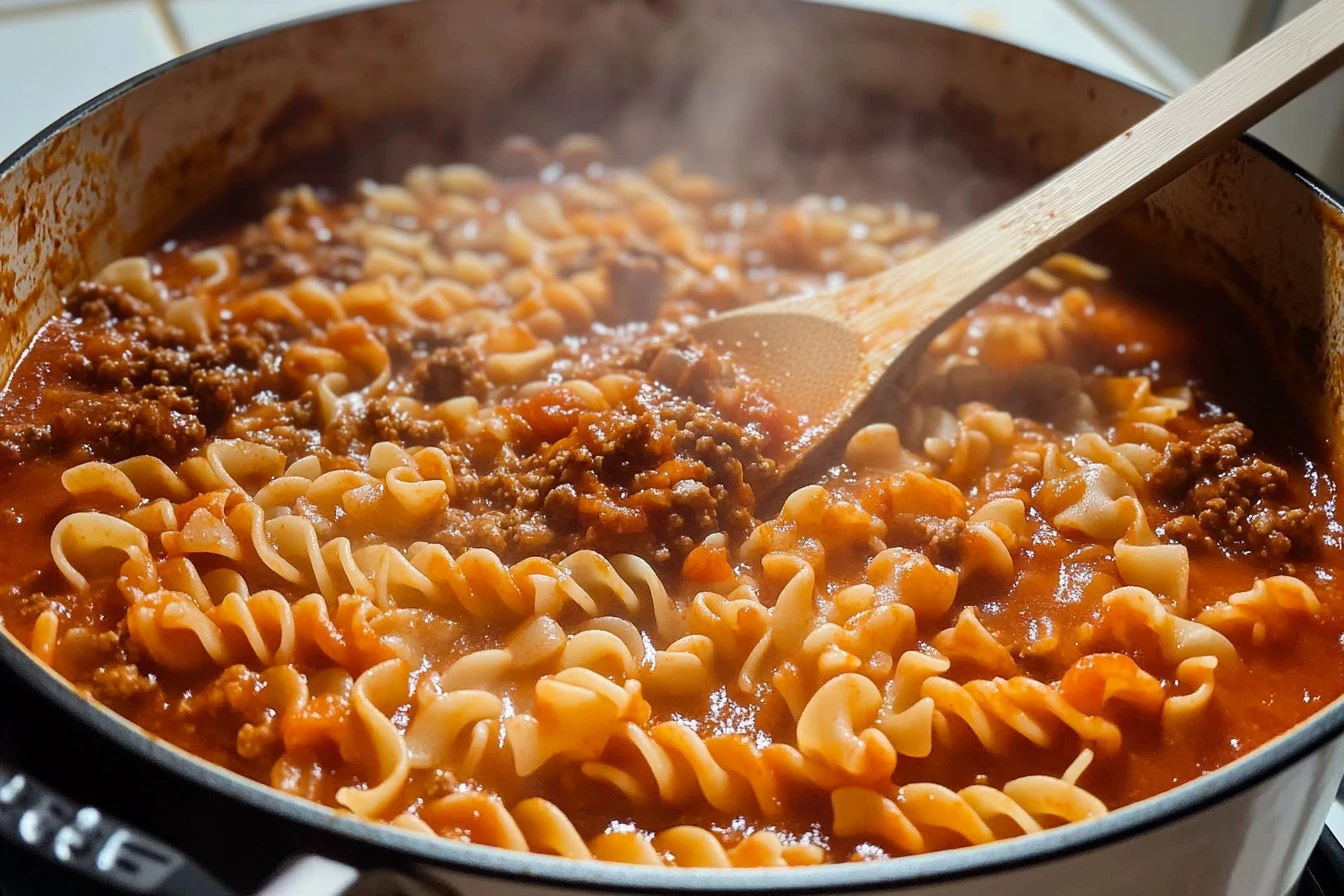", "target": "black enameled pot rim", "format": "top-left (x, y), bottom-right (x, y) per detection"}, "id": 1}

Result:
top-left (3, 1), bottom-right (1344, 892)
